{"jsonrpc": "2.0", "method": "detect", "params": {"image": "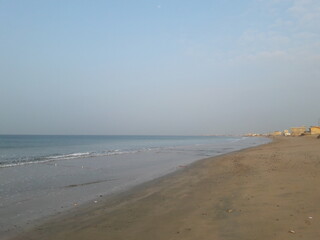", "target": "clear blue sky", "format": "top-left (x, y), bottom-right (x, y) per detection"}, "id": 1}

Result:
top-left (1, 0), bottom-right (320, 135)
